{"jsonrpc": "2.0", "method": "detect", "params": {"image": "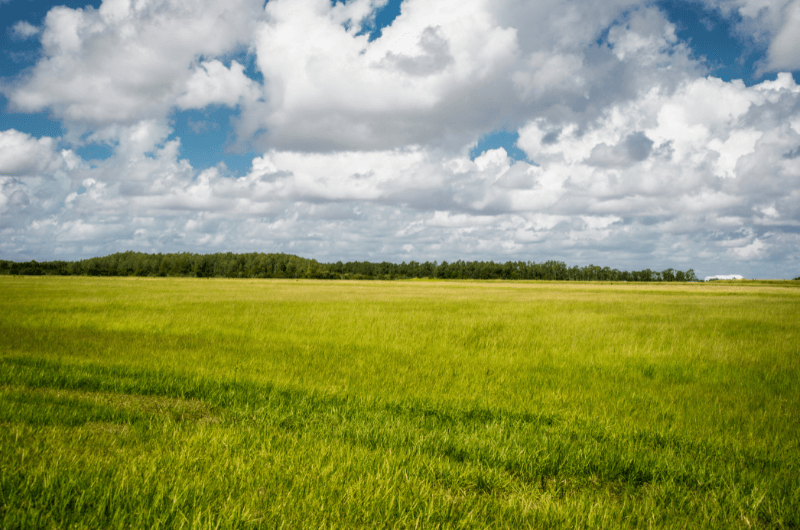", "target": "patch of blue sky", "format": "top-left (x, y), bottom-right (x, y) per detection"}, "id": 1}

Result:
top-left (211, 46), bottom-right (265, 85)
top-left (344, 0), bottom-right (402, 42)
top-left (0, 95), bottom-right (64, 138)
top-left (657, 0), bottom-right (797, 85)
top-left (469, 130), bottom-right (532, 164)
top-left (75, 143), bottom-right (113, 161)
top-left (368, 0), bottom-right (402, 41)
top-left (1, 1), bottom-right (100, 139)
top-left (171, 49), bottom-right (263, 176)
top-left (169, 107), bottom-right (256, 177)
